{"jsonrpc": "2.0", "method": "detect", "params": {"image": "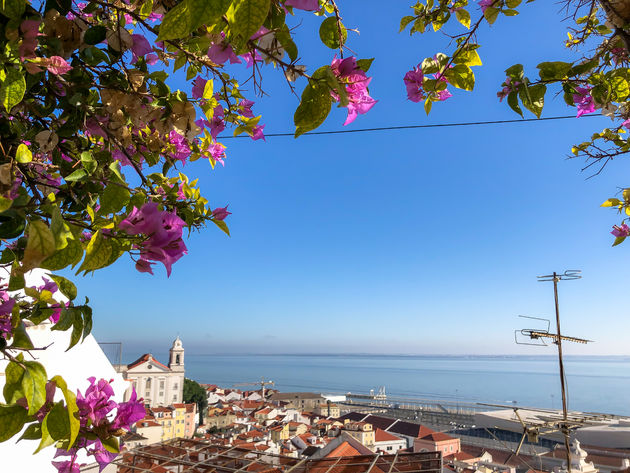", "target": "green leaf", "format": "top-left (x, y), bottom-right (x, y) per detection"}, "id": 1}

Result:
top-left (226, 0), bottom-right (270, 42)
top-left (0, 67), bottom-right (26, 112)
top-left (76, 230), bottom-right (120, 274)
top-left (0, 196), bottom-right (12, 213)
top-left (483, 6), bottom-right (499, 24)
top-left (276, 24), bottom-right (298, 62)
top-left (80, 305), bottom-right (93, 340)
top-left (49, 274), bottom-right (77, 300)
top-left (613, 236), bottom-right (626, 246)
top-left (505, 63), bottom-right (524, 80)
top-left (50, 206), bottom-right (73, 251)
top-left (44, 402), bottom-right (70, 441)
top-left (64, 169), bottom-right (87, 182)
top-left (507, 90), bottom-right (523, 117)
top-left (84, 25), bottom-right (107, 45)
top-left (453, 48), bottom-right (482, 67)
top-left (0, 404), bottom-right (28, 442)
top-left (101, 435), bottom-right (120, 453)
top-left (15, 143), bottom-right (32, 163)
top-left (443, 64), bottom-right (475, 91)
top-left (3, 358), bottom-right (48, 416)
top-left (602, 198), bottom-right (621, 207)
top-left (80, 151), bottom-right (97, 174)
top-left (399, 15), bottom-right (414, 32)
top-left (99, 184), bottom-right (130, 215)
top-left (9, 323), bottom-right (34, 350)
top-left (19, 423), bottom-right (43, 441)
top-left (202, 79), bottom-right (214, 100)
top-left (41, 239), bottom-right (84, 271)
top-left (455, 9), bottom-right (470, 28)
top-left (319, 16), bottom-right (347, 50)
top-left (506, 0), bottom-right (522, 6)
top-left (519, 83), bottom-right (546, 118)
top-left (537, 61), bottom-right (572, 81)
top-left (294, 70), bottom-right (333, 137)
top-left (51, 375), bottom-right (79, 446)
top-left (138, 0), bottom-right (153, 18)
top-left (23, 220), bottom-right (56, 272)
top-left (0, 0), bottom-right (25, 19)
top-left (8, 262), bottom-right (24, 290)
top-left (213, 219), bottom-right (230, 236)
top-left (356, 58), bottom-right (375, 73)
top-left (159, 0), bottom-right (231, 41)
top-left (0, 209), bottom-right (25, 239)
